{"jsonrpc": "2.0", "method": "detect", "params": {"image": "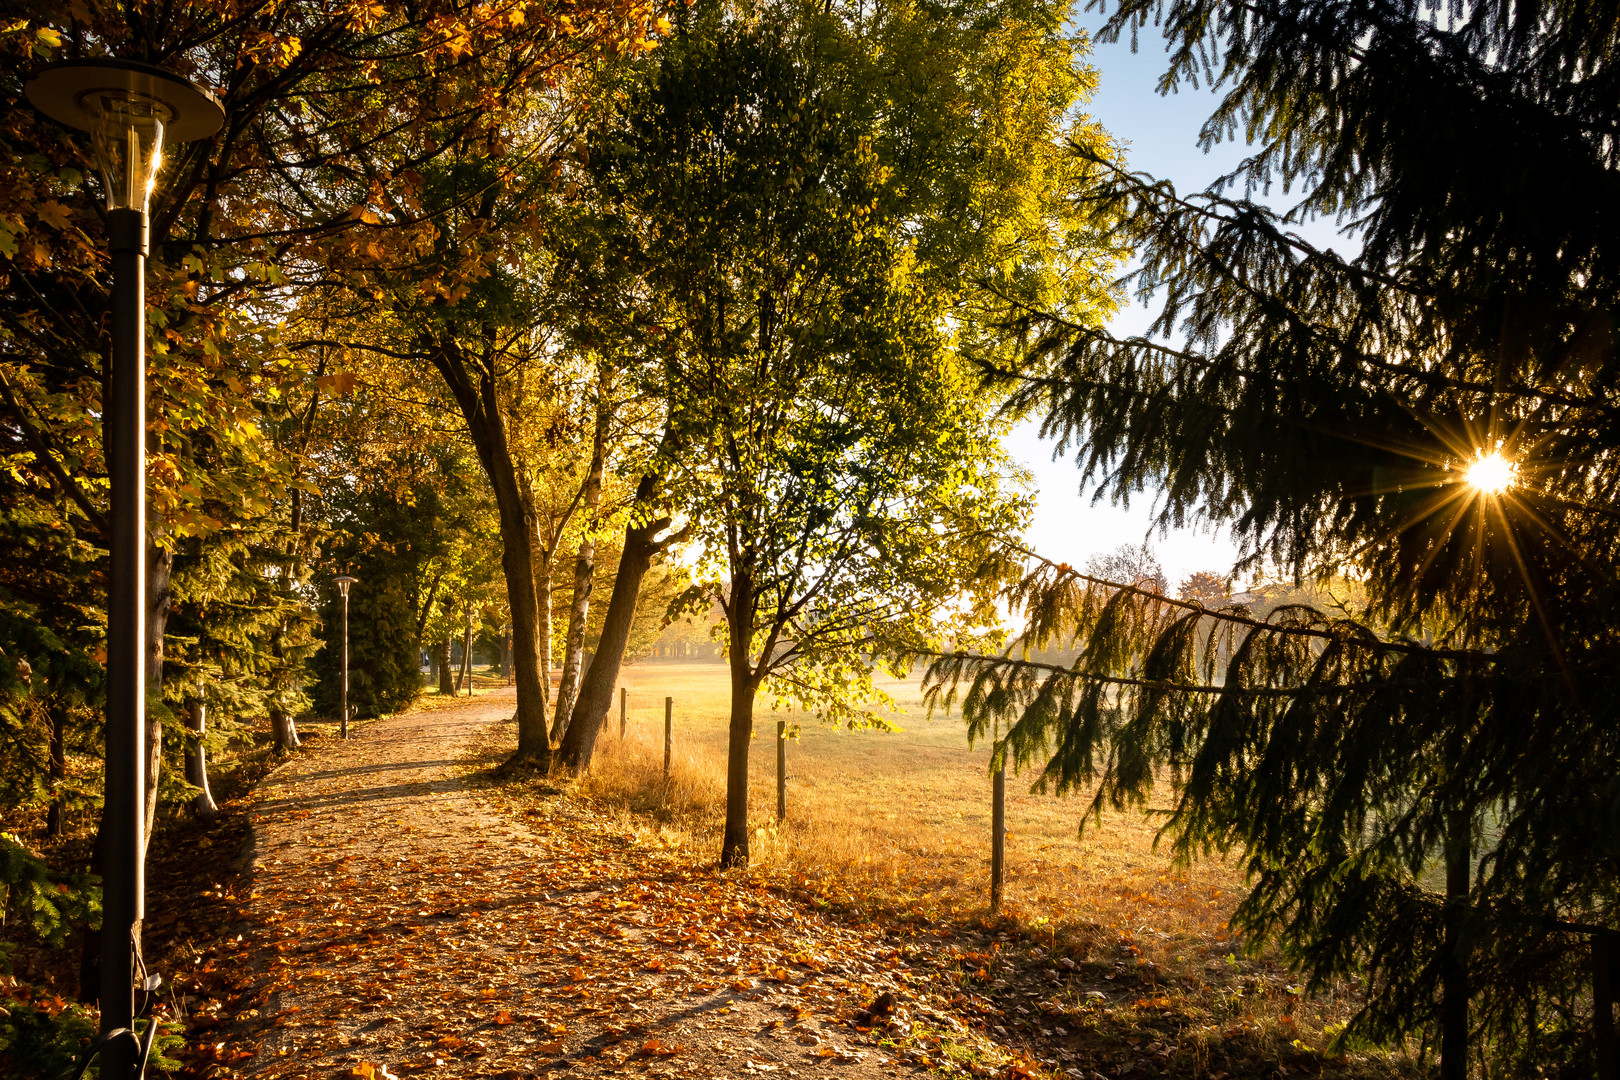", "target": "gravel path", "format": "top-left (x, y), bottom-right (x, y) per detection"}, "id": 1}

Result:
top-left (210, 691), bottom-right (952, 1079)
